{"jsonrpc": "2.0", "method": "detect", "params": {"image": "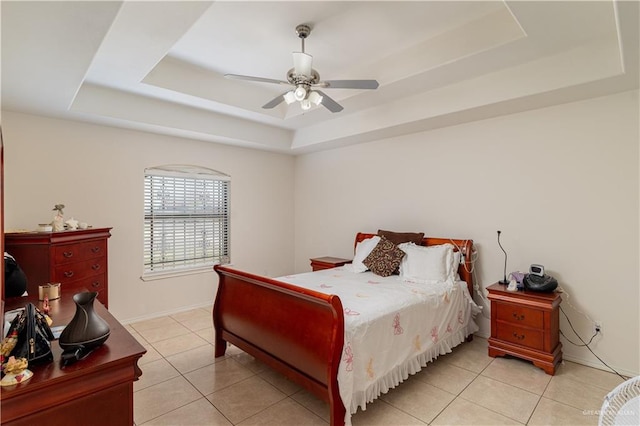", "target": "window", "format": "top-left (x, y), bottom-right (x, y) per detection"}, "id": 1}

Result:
top-left (143, 165), bottom-right (230, 278)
